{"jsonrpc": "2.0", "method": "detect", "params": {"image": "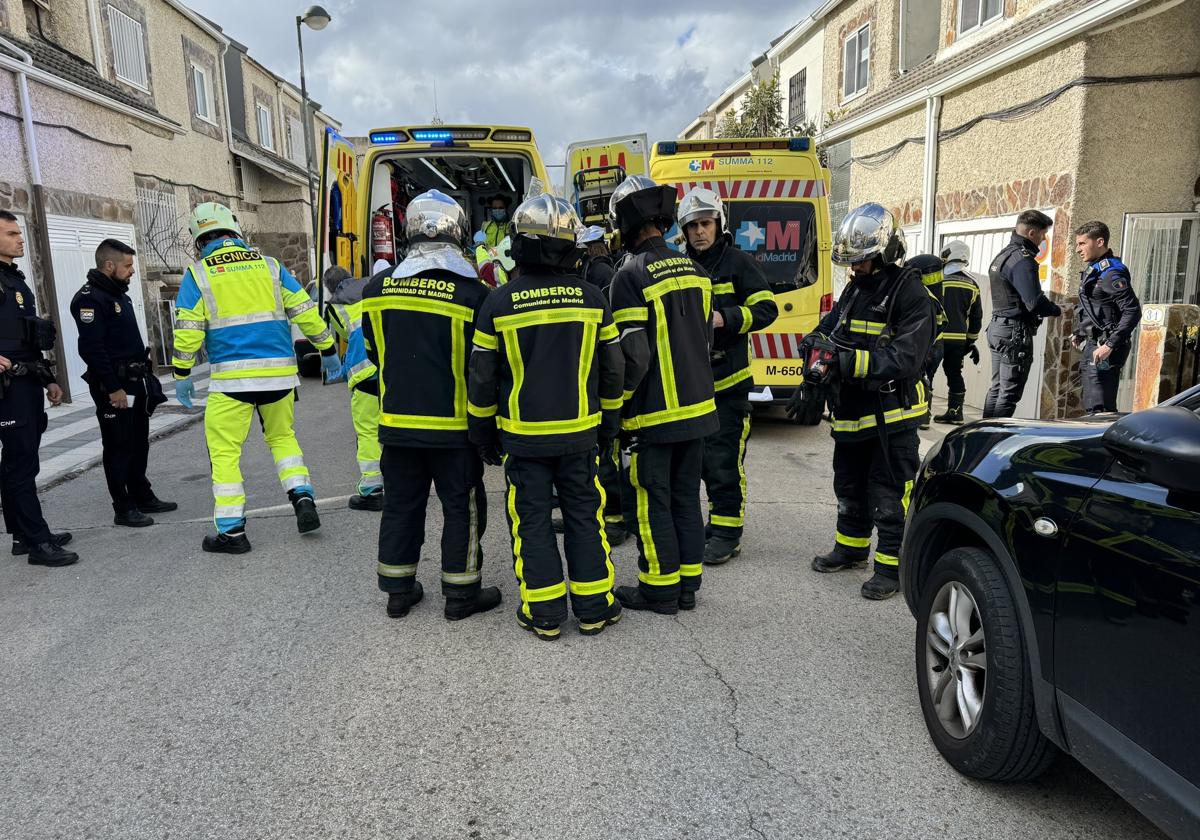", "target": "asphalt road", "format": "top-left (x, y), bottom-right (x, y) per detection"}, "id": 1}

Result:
top-left (0, 382), bottom-right (1162, 839)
